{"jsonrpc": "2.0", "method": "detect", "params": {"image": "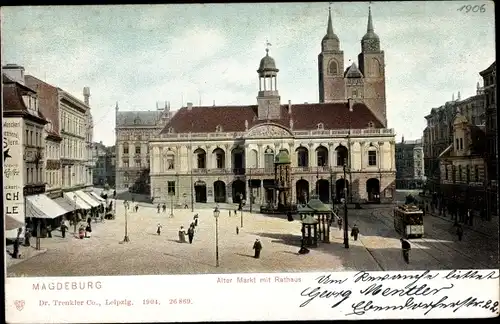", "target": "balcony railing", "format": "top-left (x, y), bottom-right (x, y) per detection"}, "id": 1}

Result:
top-left (192, 168), bottom-right (246, 175)
top-left (153, 127), bottom-right (395, 141)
